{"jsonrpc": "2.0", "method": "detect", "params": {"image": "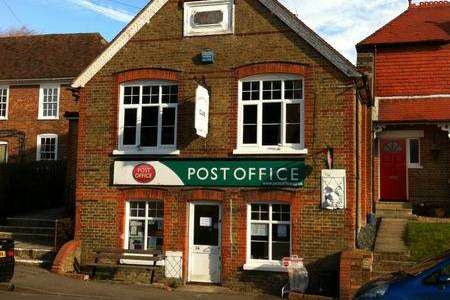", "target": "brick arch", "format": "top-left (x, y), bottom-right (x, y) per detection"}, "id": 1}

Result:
top-left (234, 62), bottom-right (307, 79)
top-left (115, 68), bottom-right (180, 84)
top-left (184, 189), bottom-right (226, 202)
top-left (241, 189), bottom-right (297, 204)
